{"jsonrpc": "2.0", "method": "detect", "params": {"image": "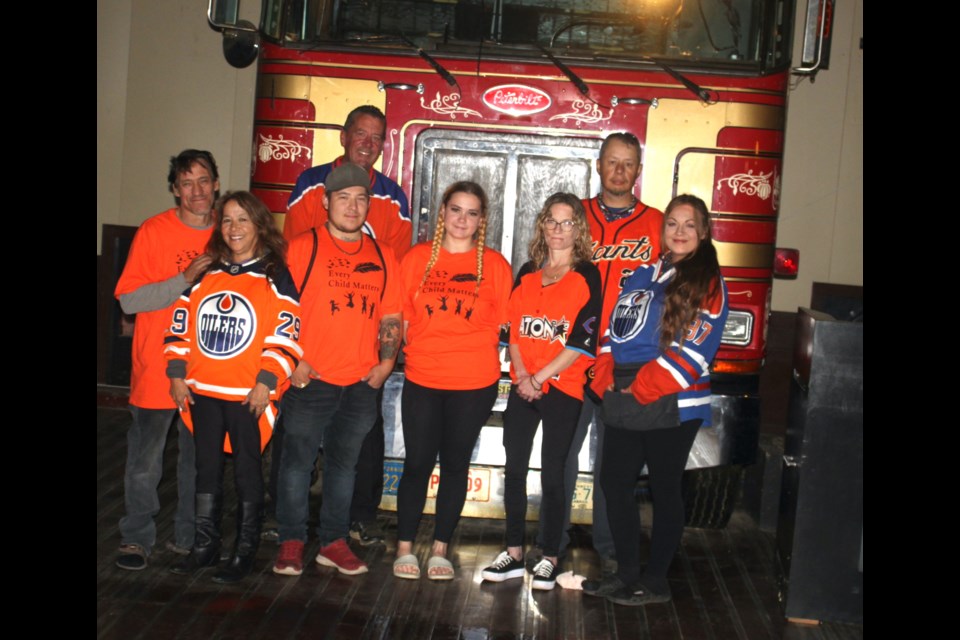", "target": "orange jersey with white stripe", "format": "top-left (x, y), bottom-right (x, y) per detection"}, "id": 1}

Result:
top-left (164, 258), bottom-right (303, 403)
